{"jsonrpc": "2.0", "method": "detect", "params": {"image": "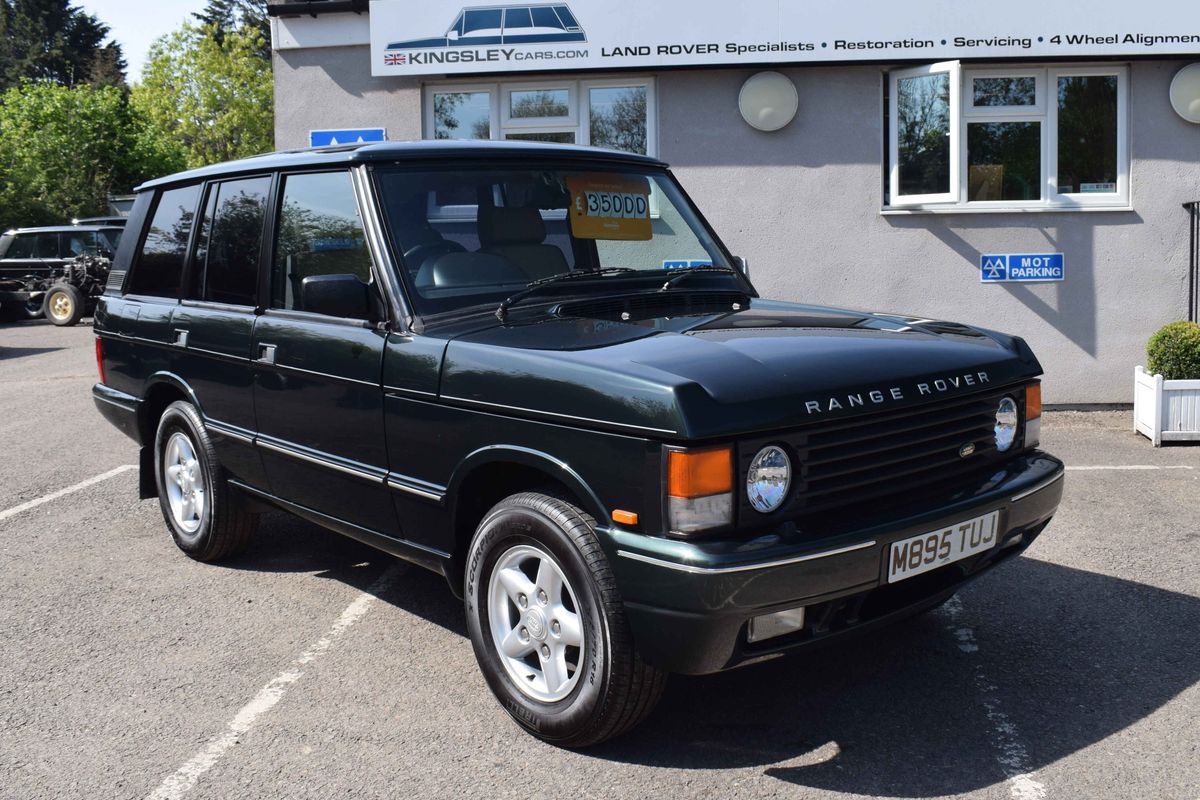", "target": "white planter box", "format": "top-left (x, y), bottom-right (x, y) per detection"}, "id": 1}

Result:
top-left (1134, 365), bottom-right (1200, 445)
